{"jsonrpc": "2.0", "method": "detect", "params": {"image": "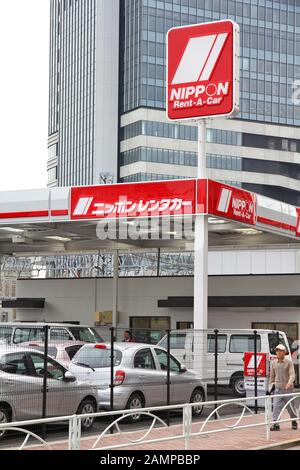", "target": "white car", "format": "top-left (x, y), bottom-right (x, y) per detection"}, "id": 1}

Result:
top-left (158, 329), bottom-right (292, 397)
top-left (0, 323), bottom-right (103, 345)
